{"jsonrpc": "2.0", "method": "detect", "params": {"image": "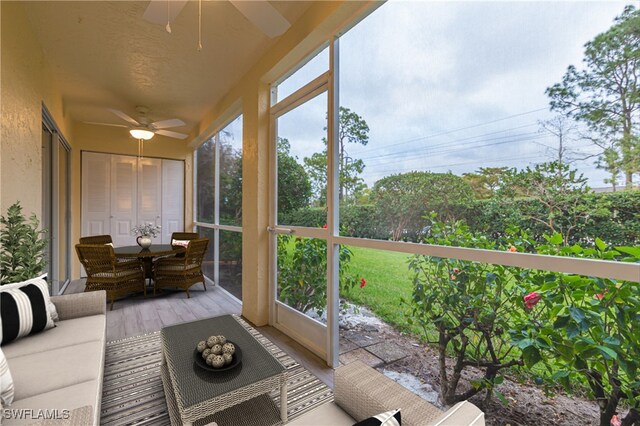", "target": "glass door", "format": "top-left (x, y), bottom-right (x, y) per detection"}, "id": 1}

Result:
top-left (270, 85), bottom-right (331, 359)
